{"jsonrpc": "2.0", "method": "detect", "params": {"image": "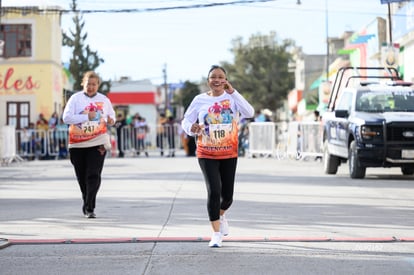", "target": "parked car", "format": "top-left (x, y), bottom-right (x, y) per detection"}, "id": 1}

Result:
top-left (322, 67), bottom-right (414, 179)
